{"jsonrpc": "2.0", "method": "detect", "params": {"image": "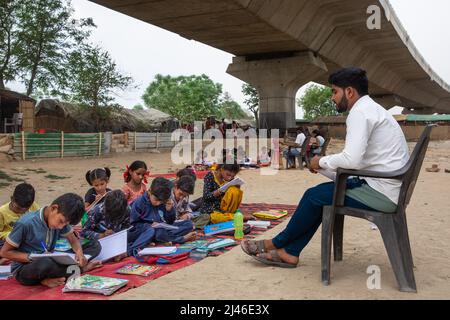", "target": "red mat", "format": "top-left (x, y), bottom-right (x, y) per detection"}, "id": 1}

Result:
top-left (149, 170), bottom-right (209, 180)
top-left (0, 203), bottom-right (297, 300)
